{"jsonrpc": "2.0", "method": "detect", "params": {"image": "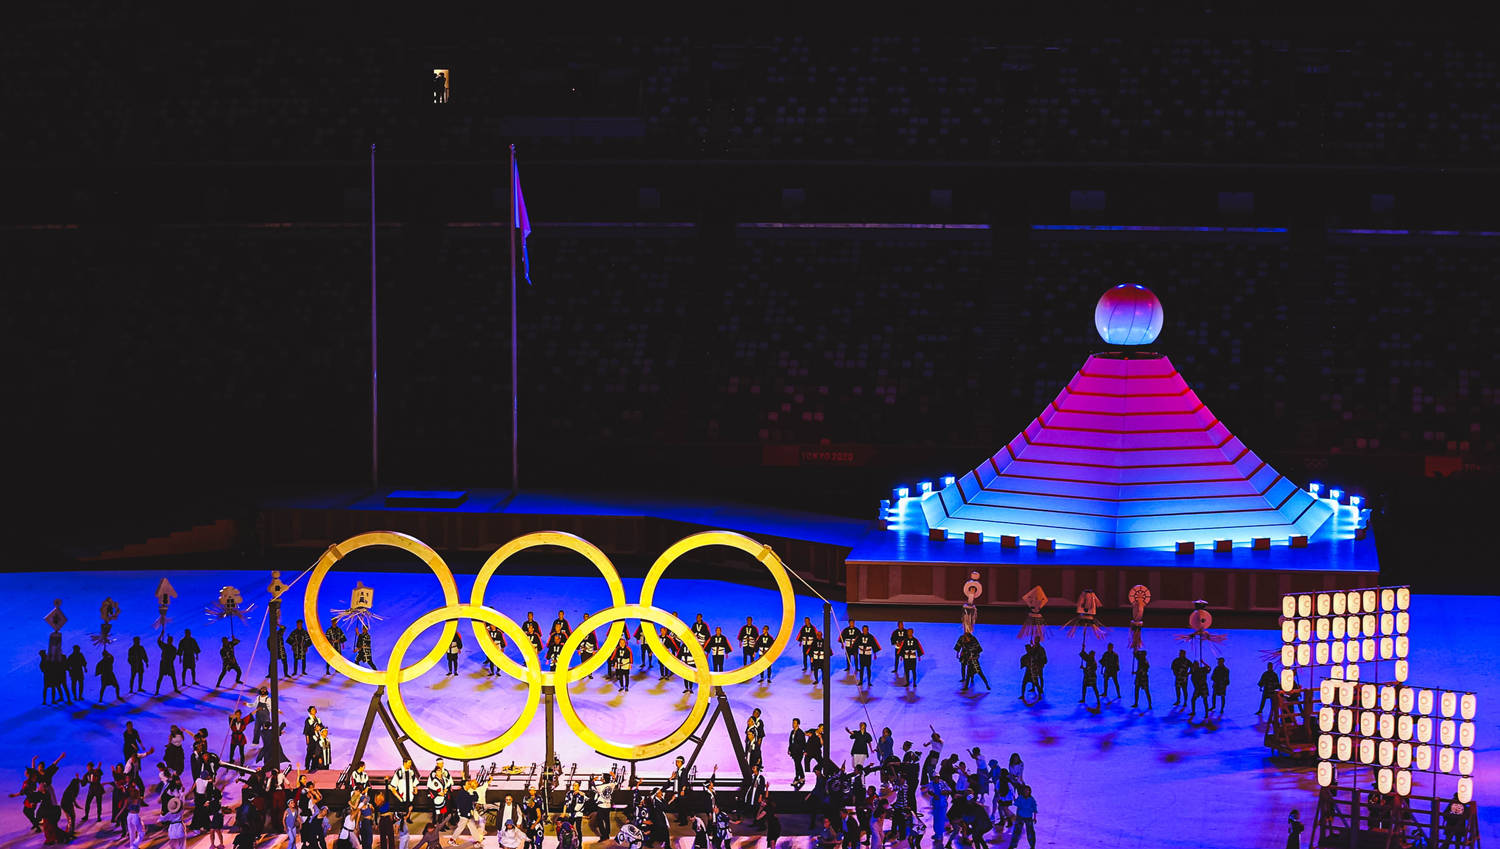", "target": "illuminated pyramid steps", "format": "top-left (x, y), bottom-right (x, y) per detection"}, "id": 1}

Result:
top-left (921, 353), bottom-right (1333, 548)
